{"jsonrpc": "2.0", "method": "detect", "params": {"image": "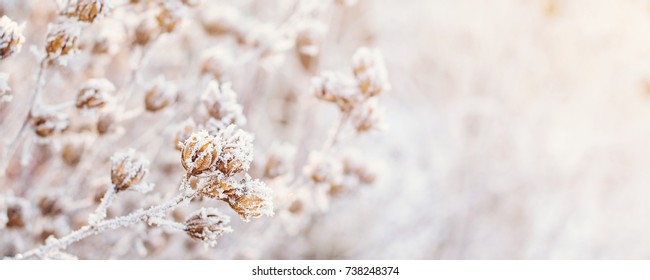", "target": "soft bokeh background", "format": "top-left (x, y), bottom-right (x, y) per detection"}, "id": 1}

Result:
top-left (5, 0), bottom-right (650, 259)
